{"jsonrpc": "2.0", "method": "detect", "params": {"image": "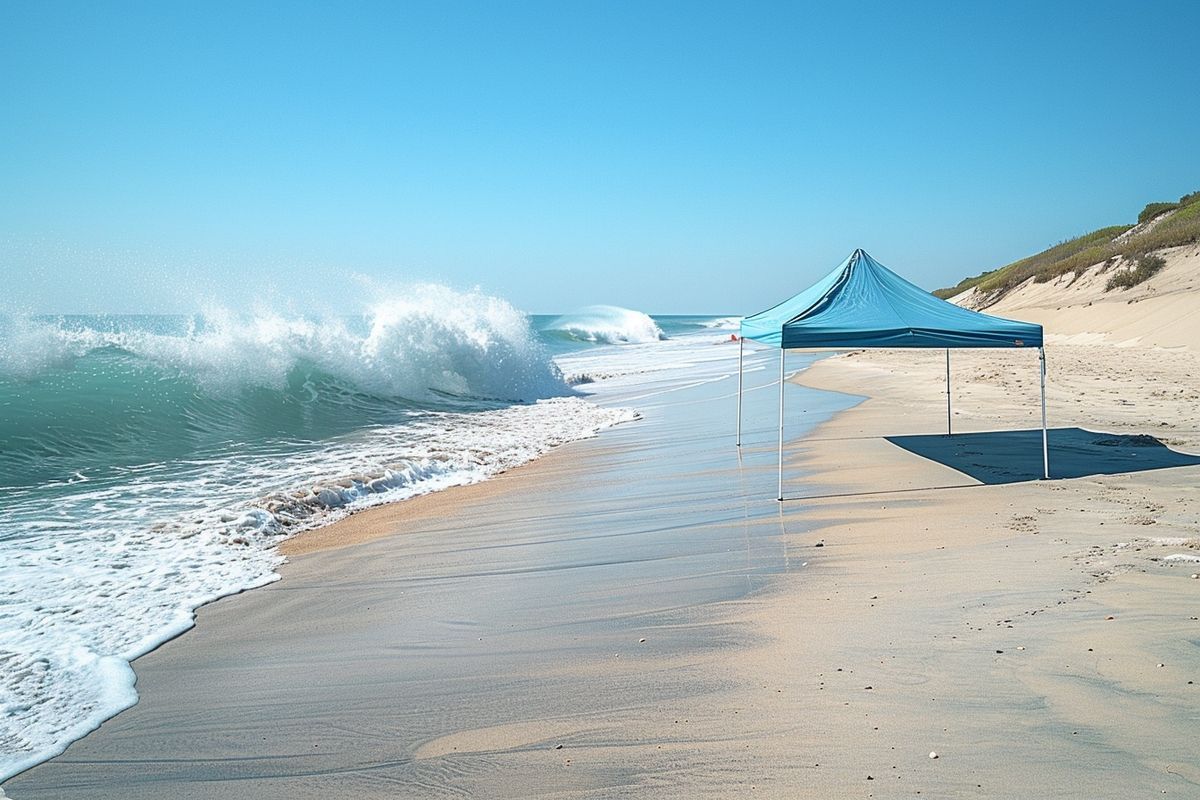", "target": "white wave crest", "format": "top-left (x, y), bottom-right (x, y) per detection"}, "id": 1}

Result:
top-left (702, 316), bottom-right (743, 330)
top-left (0, 285), bottom-right (568, 402)
top-left (545, 305), bottom-right (666, 344)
